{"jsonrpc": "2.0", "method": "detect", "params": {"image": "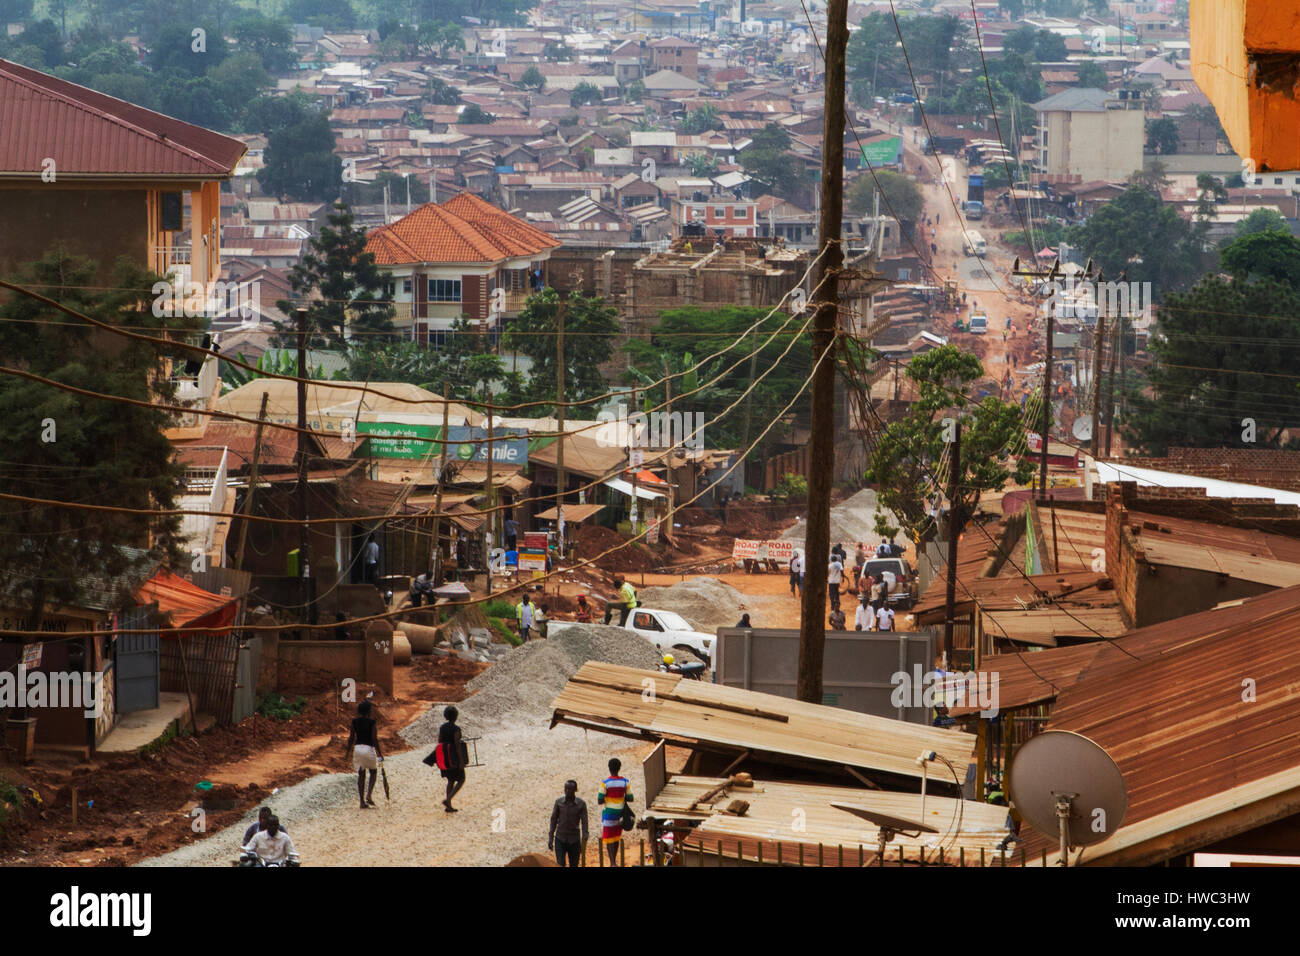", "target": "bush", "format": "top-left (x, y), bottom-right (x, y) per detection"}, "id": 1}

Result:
top-left (482, 599), bottom-right (516, 618)
top-left (0, 778), bottom-right (22, 834)
top-left (256, 692), bottom-right (308, 721)
top-left (487, 617), bottom-right (520, 646)
top-left (775, 473), bottom-right (809, 498)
